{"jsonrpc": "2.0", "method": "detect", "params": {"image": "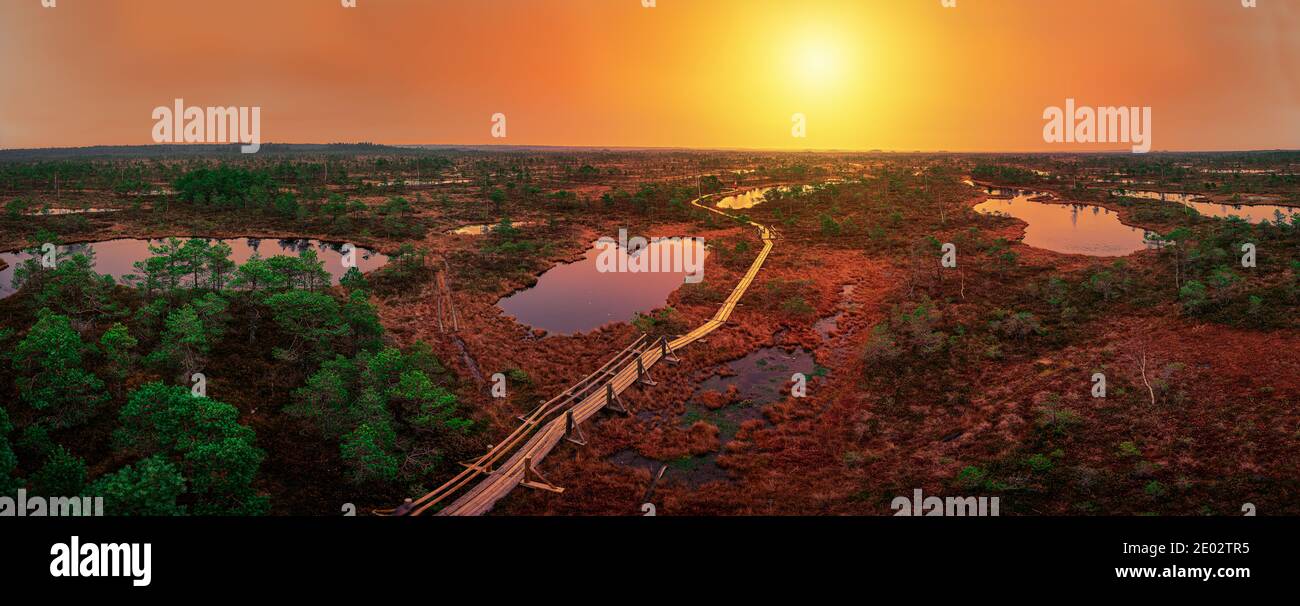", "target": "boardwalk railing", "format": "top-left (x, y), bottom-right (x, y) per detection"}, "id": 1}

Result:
top-left (382, 189), bottom-right (776, 516)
